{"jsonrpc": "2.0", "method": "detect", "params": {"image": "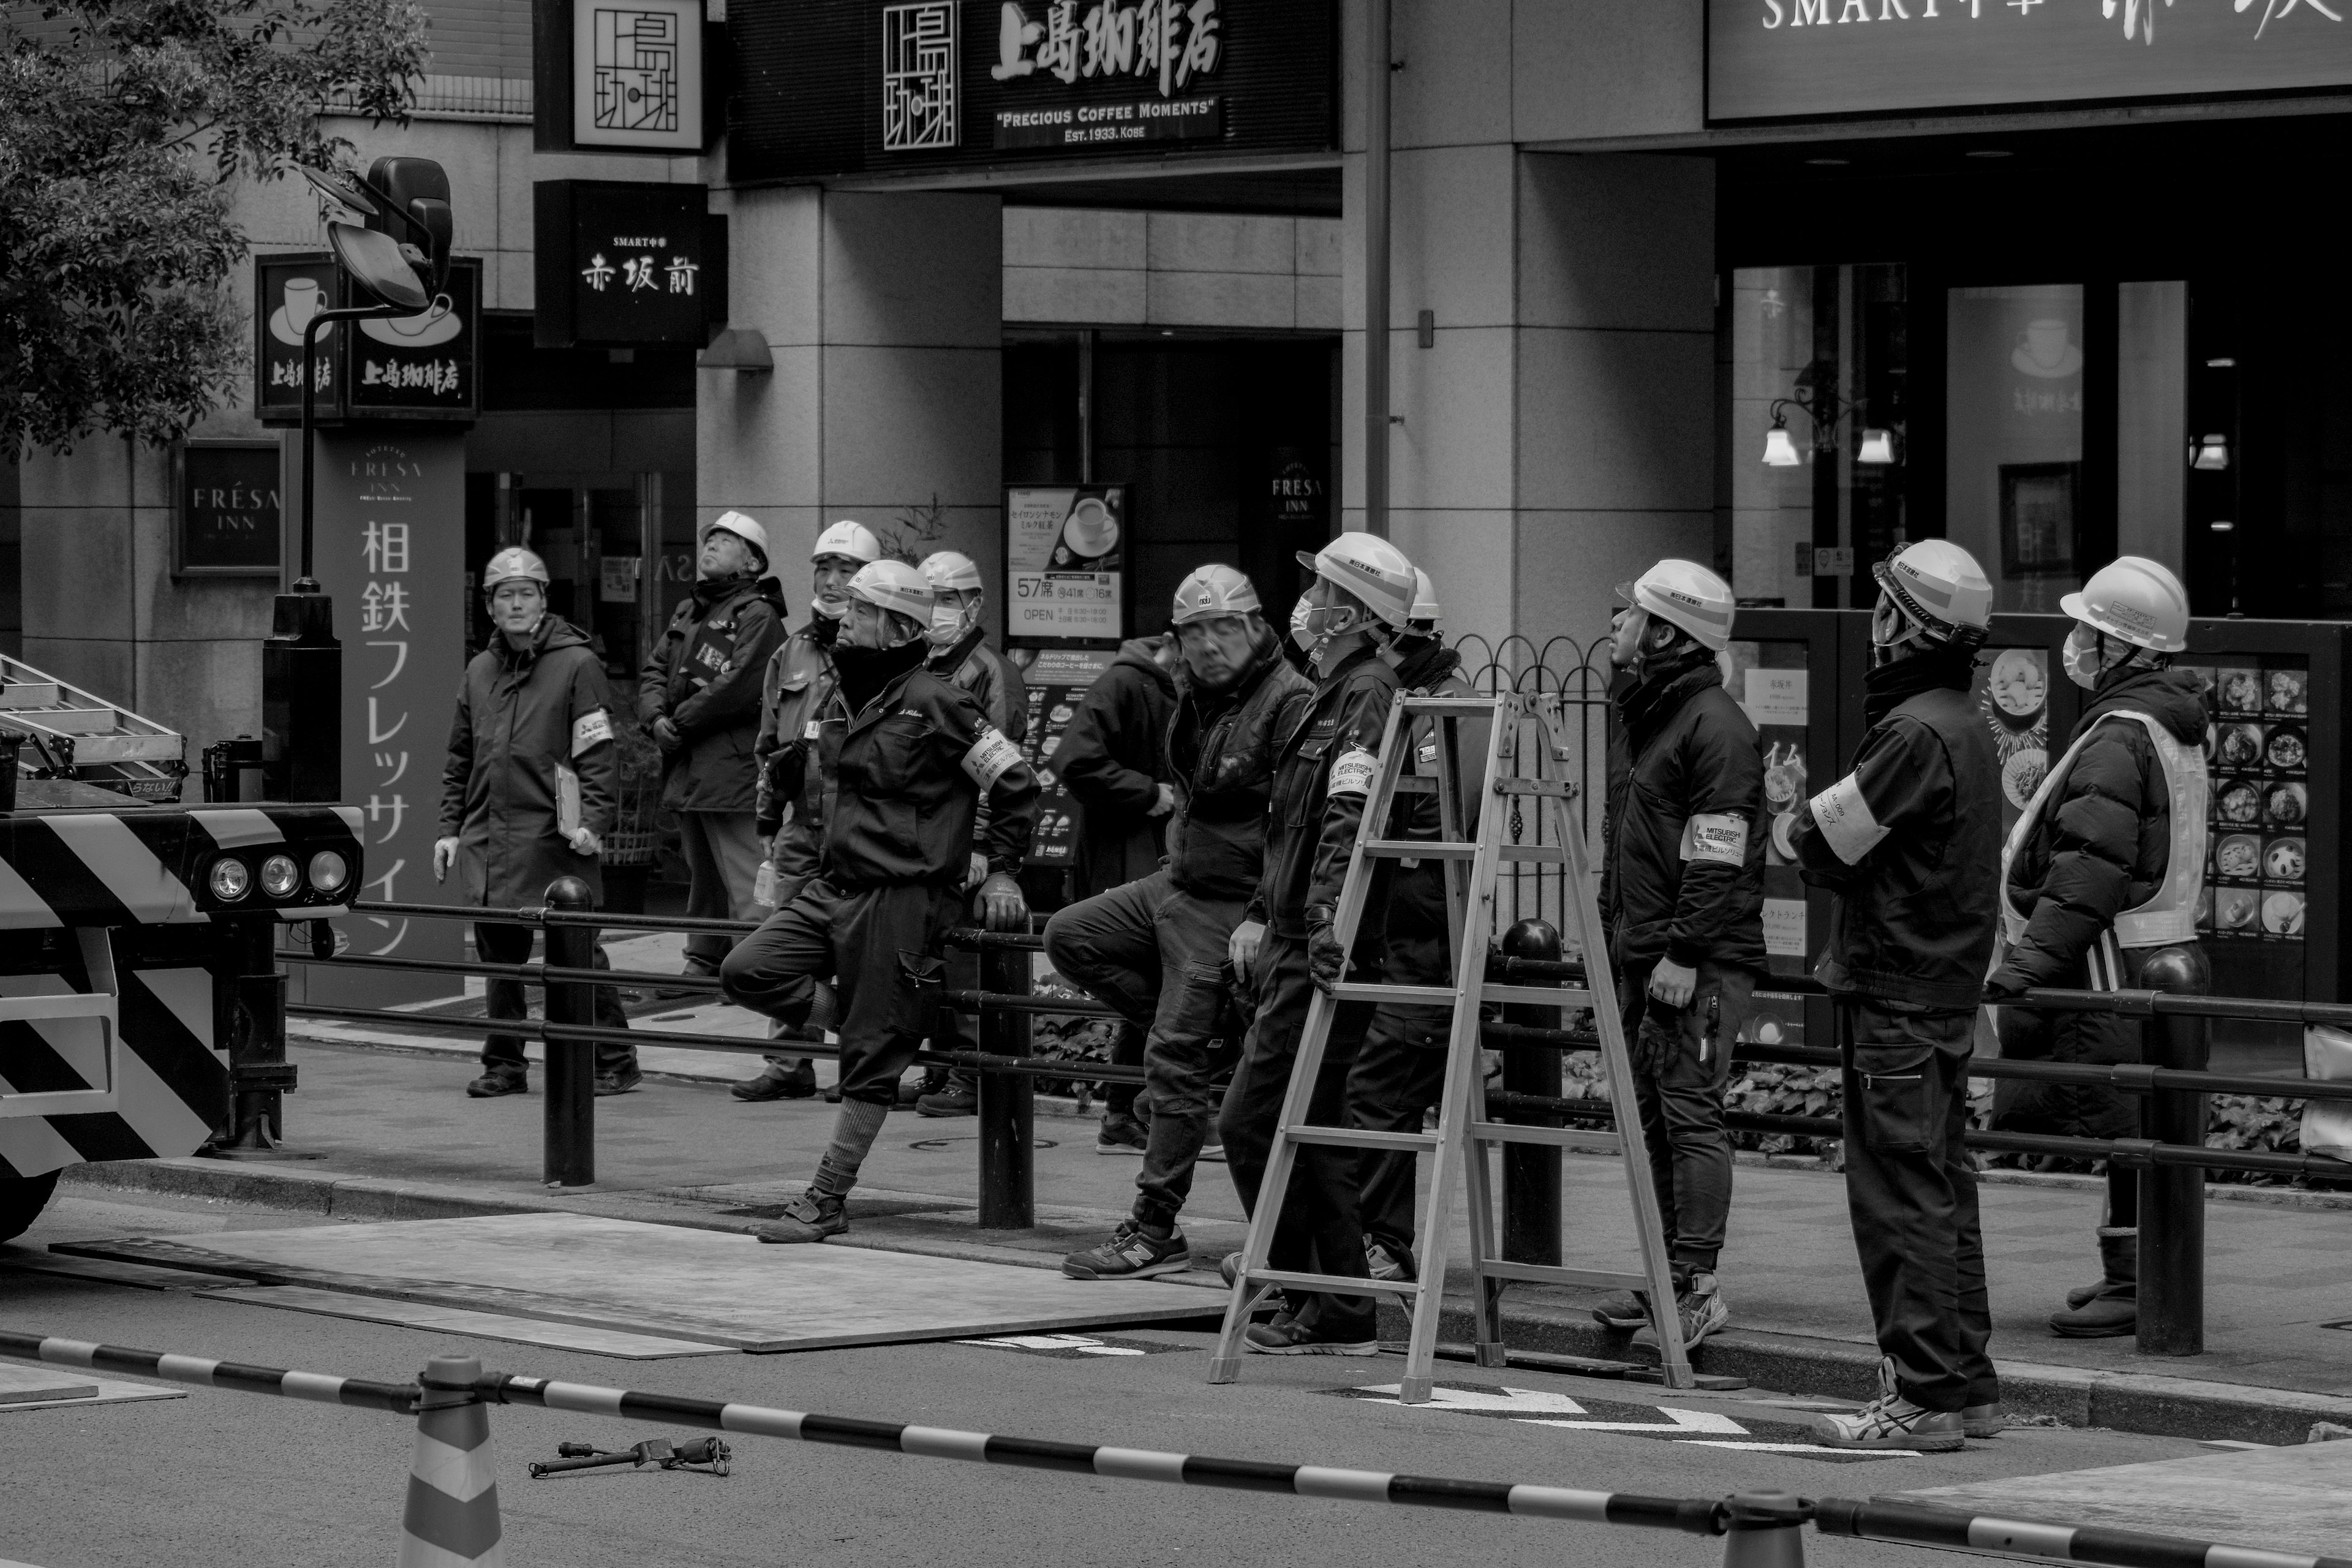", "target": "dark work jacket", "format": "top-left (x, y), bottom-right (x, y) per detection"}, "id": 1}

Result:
top-left (1057, 638), bottom-right (1177, 898)
top-left (930, 624), bottom-right (1030, 742)
top-left (1382, 641), bottom-right (1487, 957)
top-left (1600, 649), bottom-right (1768, 975)
top-left (1791, 678), bottom-right (2000, 1013)
top-left (1994, 665), bottom-right (2209, 989)
top-left (1164, 636), bottom-right (1313, 902)
top-left (638, 574), bottom-right (788, 814)
top-left (754, 619), bottom-right (840, 899)
top-left (439, 617), bottom-right (616, 908)
top-left (1252, 641), bottom-right (1398, 937)
top-left (818, 660), bottom-right (1041, 889)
